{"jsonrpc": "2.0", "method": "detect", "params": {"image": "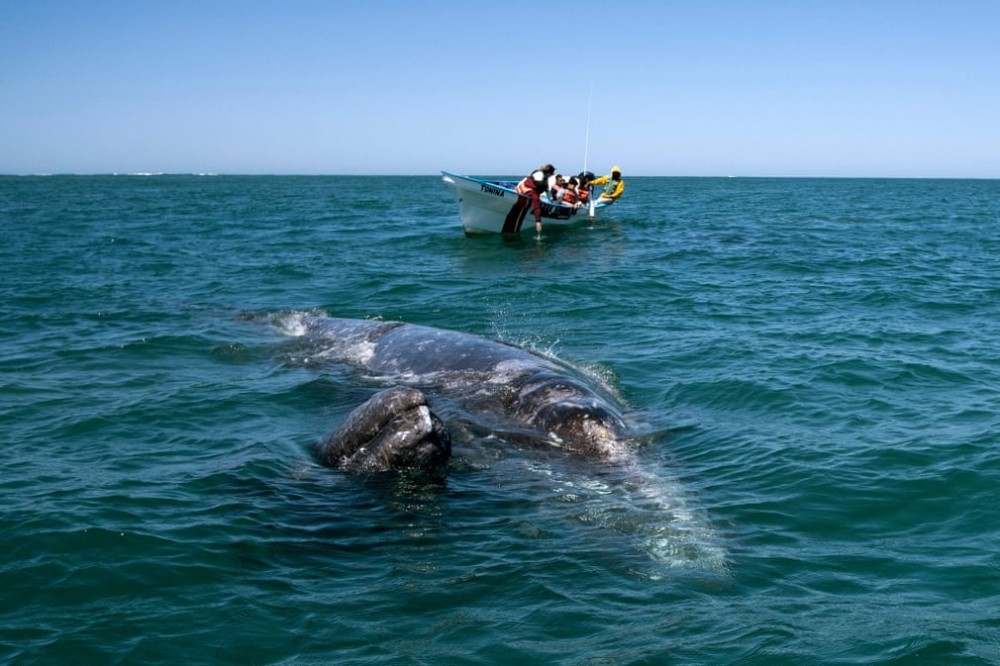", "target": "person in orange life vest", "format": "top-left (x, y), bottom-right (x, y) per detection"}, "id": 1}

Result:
top-left (575, 171), bottom-right (594, 206)
top-left (591, 165), bottom-right (624, 204)
top-left (548, 174), bottom-right (566, 201)
top-left (514, 163), bottom-right (555, 233)
top-left (549, 178), bottom-right (566, 203)
top-left (560, 177), bottom-right (582, 208)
